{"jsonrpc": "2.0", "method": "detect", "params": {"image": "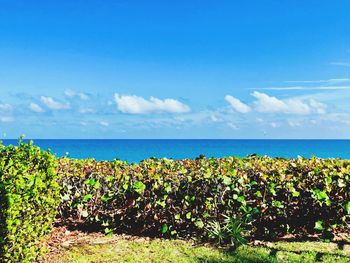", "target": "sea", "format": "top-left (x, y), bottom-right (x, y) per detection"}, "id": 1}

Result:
top-left (2, 139), bottom-right (350, 162)
top-left (2, 139), bottom-right (350, 163)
